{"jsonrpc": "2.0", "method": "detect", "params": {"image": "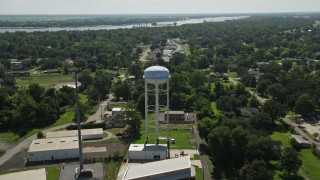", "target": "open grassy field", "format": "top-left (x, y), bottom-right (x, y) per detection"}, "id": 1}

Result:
top-left (132, 115), bottom-right (195, 149)
top-left (299, 149), bottom-right (320, 180)
top-left (270, 132), bottom-right (291, 145)
top-left (15, 74), bottom-right (73, 89)
top-left (182, 44), bottom-right (191, 56)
